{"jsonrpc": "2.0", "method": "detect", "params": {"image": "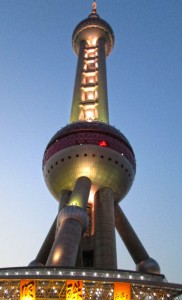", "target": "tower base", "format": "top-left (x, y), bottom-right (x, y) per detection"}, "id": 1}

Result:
top-left (0, 267), bottom-right (181, 299)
